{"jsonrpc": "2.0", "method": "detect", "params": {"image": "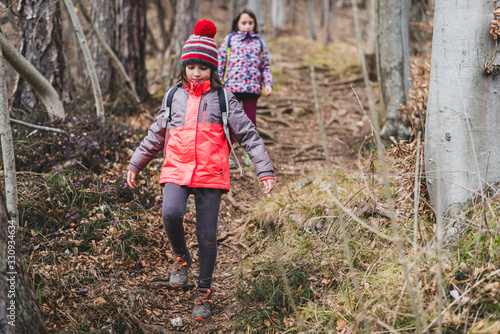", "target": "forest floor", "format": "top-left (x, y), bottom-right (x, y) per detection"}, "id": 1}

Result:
top-left (120, 25), bottom-right (374, 333)
top-left (13, 7), bottom-right (378, 334)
